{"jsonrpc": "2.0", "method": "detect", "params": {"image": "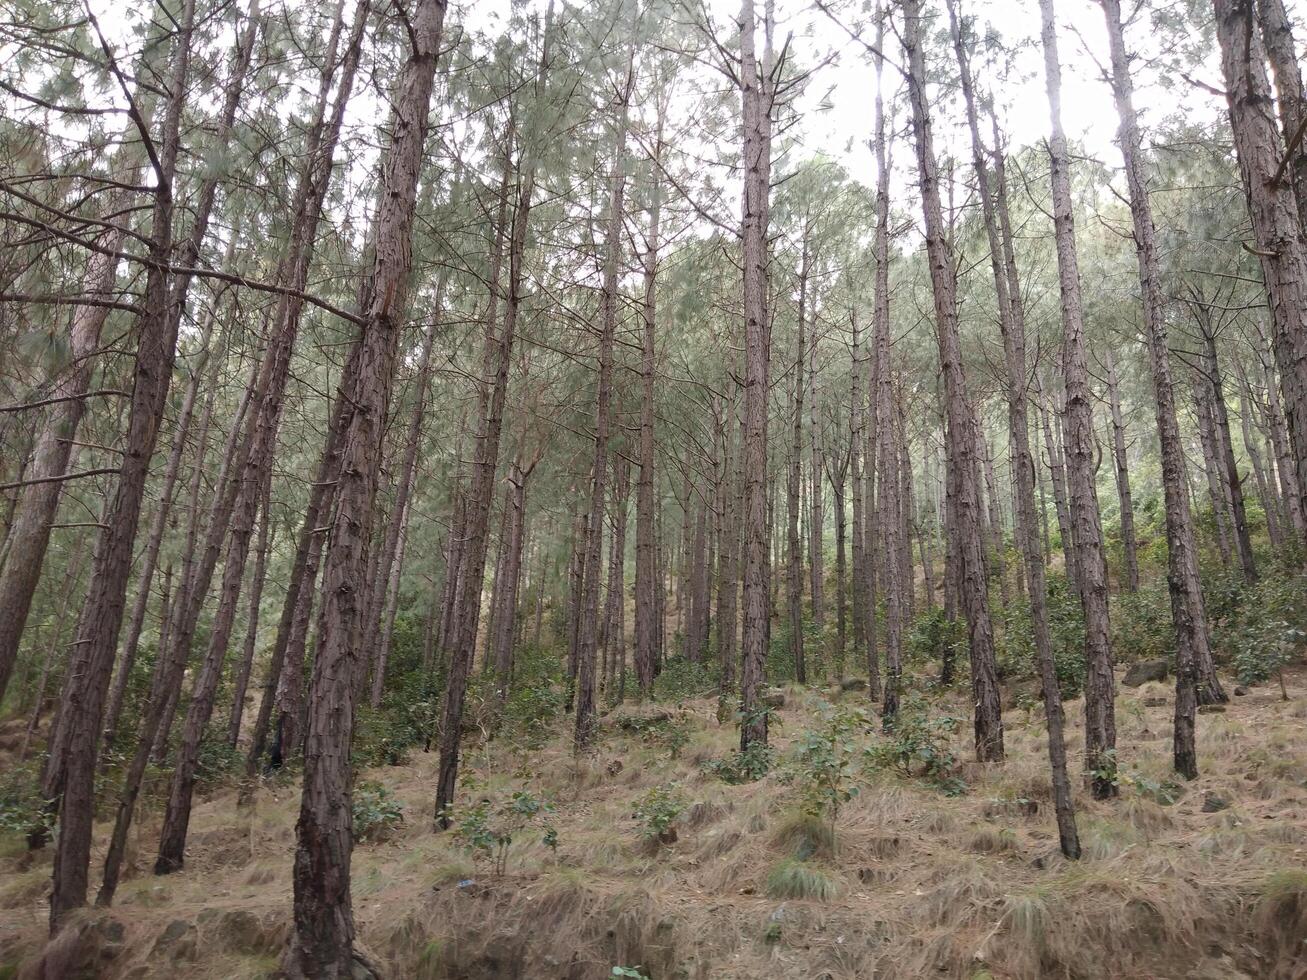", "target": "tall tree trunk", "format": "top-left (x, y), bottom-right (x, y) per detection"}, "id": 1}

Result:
top-left (1214, 0), bottom-right (1307, 547)
top-left (737, 0), bottom-right (774, 752)
top-left (227, 469), bottom-right (273, 744)
top-left (901, 0), bottom-right (1004, 761)
top-left (155, 0), bottom-right (369, 873)
top-left (634, 109), bottom-right (663, 698)
top-left (787, 245), bottom-right (808, 684)
top-left (46, 0), bottom-right (196, 928)
top-left (1100, 0), bottom-right (1222, 779)
top-left (286, 0), bottom-right (445, 970)
top-left (575, 62), bottom-right (632, 749)
top-left (1192, 297), bottom-right (1258, 582)
top-left (808, 316), bottom-right (824, 630)
top-left (849, 314), bottom-right (868, 663)
top-left (1039, 0), bottom-right (1116, 794)
top-left (948, 0), bottom-right (1078, 854)
top-left (436, 11), bottom-right (554, 820)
